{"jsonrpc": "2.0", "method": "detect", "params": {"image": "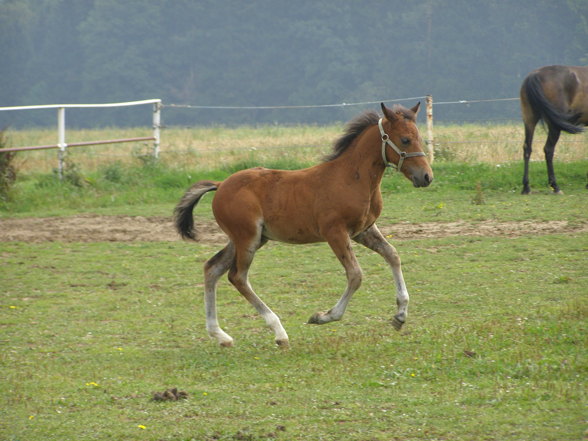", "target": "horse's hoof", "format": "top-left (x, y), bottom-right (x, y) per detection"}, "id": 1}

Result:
top-left (391, 316), bottom-right (405, 331)
top-left (307, 314), bottom-right (321, 324)
top-left (276, 338), bottom-right (290, 348)
top-left (219, 339), bottom-right (234, 348)
top-left (552, 190), bottom-right (564, 195)
top-left (308, 312), bottom-right (326, 324)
